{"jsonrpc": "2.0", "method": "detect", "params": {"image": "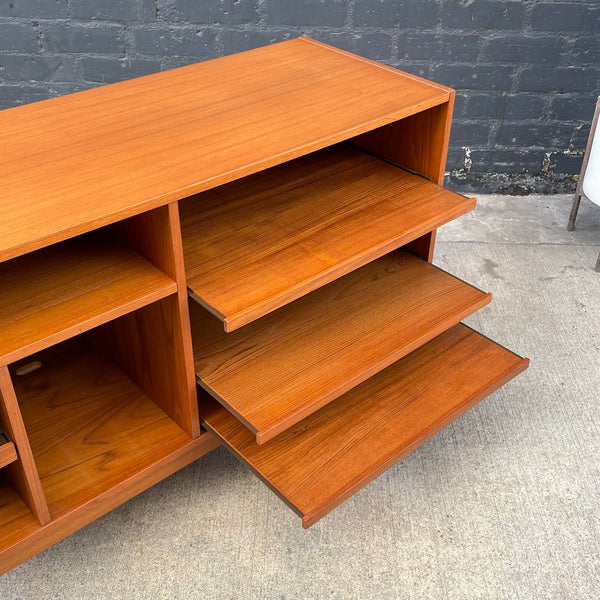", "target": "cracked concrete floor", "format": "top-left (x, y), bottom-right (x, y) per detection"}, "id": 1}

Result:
top-left (0, 194), bottom-right (598, 600)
